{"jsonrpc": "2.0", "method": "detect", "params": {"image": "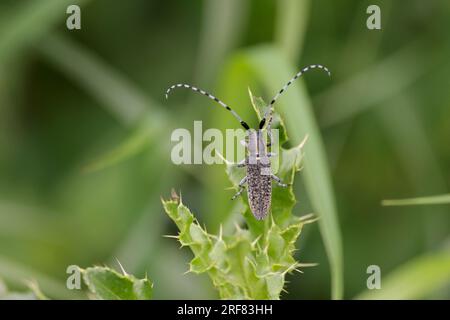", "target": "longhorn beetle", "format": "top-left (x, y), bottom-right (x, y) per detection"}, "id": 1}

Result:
top-left (166, 64), bottom-right (330, 220)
